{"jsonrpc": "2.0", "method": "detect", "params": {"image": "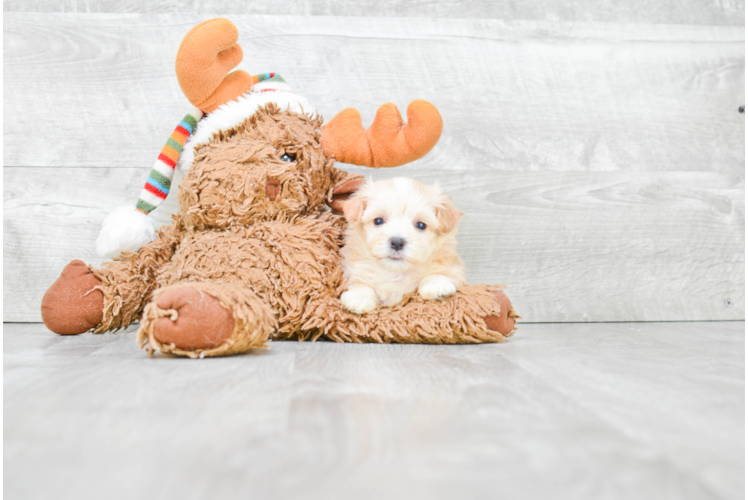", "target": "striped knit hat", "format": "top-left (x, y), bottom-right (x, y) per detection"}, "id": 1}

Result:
top-left (135, 106), bottom-right (204, 214)
top-left (95, 73), bottom-right (313, 257)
